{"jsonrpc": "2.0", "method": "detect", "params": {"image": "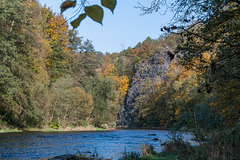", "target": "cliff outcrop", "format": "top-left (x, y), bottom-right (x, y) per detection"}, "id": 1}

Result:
top-left (118, 50), bottom-right (176, 127)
